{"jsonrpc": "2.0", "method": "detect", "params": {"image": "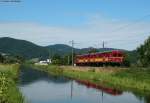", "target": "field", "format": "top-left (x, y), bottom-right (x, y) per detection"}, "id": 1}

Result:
top-left (33, 65), bottom-right (150, 95)
top-left (0, 64), bottom-right (24, 103)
